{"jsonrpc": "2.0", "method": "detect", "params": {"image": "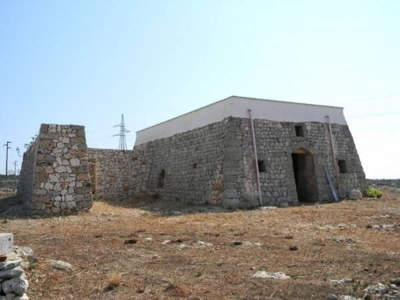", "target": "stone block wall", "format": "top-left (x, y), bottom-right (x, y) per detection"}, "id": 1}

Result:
top-left (332, 124), bottom-right (367, 197)
top-left (136, 116), bottom-right (366, 207)
top-left (87, 148), bottom-right (150, 200)
top-left (18, 118), bottom-right (366, 210)
top-left (17, 124), bottom-right (93, 214)
top-left (16, 142), bottom-right (37, 205)
top-left (224, 118), bottom-right (367, 206)
top-left (141, 121), bottom-right (226, 205)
